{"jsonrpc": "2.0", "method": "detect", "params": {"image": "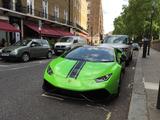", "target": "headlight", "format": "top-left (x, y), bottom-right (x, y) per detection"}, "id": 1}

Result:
top-left (47, 65), bottom-right (53, 75)
top-left (10, 50), bottom-right (18, 55)
top-left (65, 46), bottom-right (71, 49)
top-left (96, 74), bottom-right (112, 83)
